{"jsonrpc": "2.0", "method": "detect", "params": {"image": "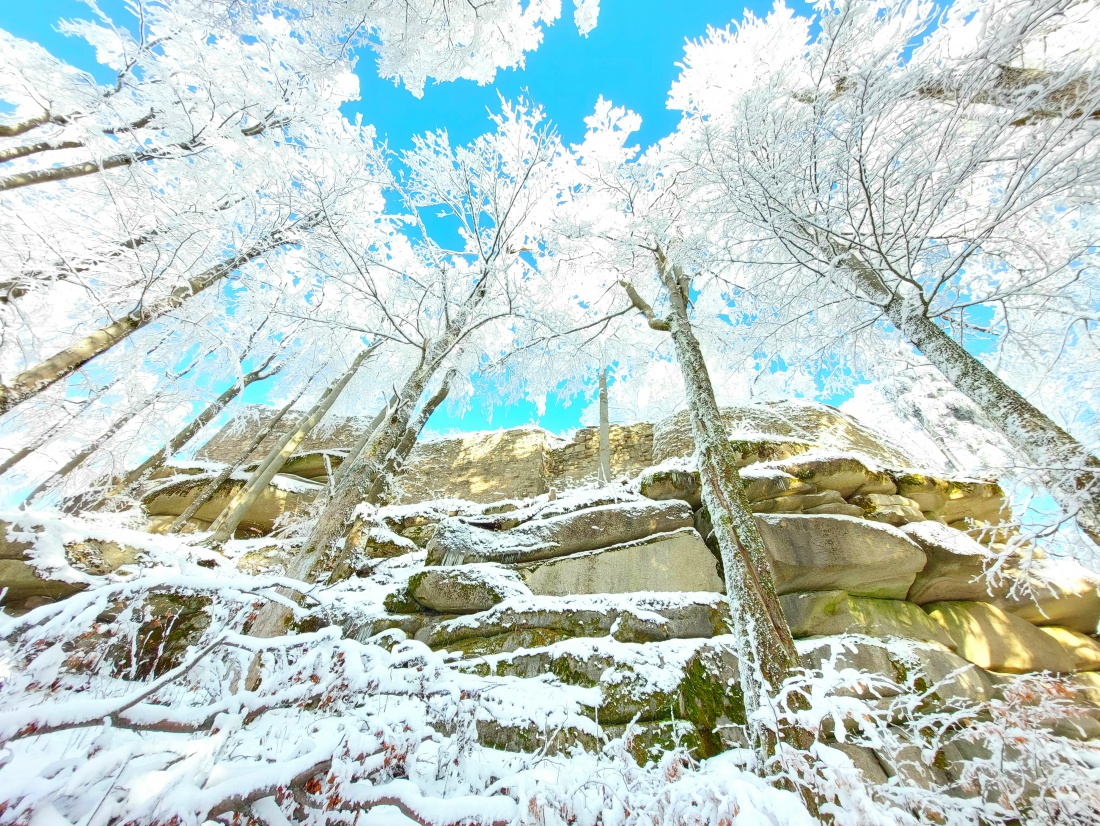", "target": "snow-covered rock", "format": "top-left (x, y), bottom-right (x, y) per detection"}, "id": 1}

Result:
top-left (425, 498), bottom-right (694, 566)
top-left (408, 564), bottom-right (531, 614)
top-left (780, 591), bottom-right (955, 648)
top-left (902, 520), bottom-right (1007, 604)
